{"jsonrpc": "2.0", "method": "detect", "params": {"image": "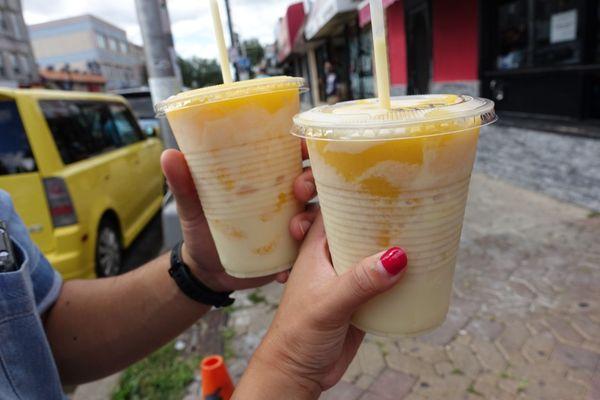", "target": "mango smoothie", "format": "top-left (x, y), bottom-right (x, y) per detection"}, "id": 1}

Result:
top-left (156, 77), bottom-right (305, 278)
top-left (293, 95), bottom-right (496, 336)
